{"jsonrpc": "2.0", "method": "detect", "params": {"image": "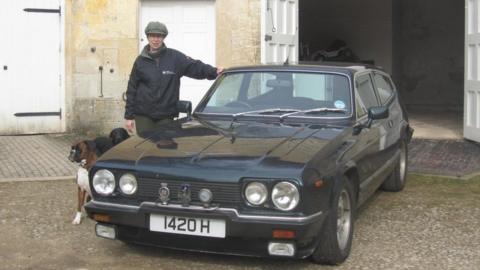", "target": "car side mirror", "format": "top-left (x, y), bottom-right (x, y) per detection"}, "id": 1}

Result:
top-left (353, 106), bottom-right (389, 135)
top-left (368, 106), bottom-right (389, 121)
top-left (177, 100), bottom-right (192, 120)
